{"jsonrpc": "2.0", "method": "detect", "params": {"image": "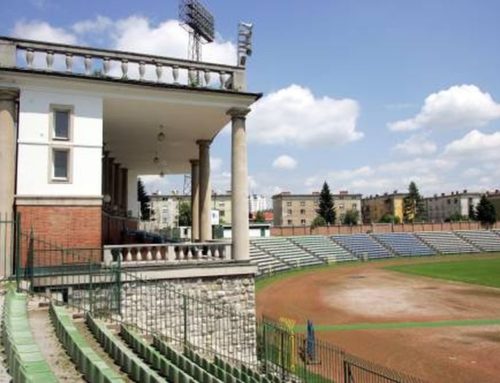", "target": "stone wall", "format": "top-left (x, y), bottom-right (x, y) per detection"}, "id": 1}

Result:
top-left (69, 274), bottom-right (257, 364)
